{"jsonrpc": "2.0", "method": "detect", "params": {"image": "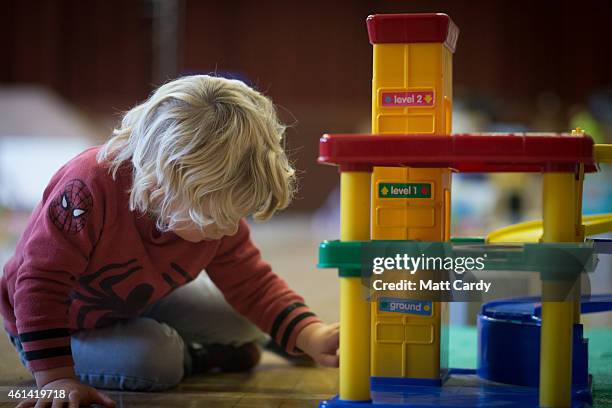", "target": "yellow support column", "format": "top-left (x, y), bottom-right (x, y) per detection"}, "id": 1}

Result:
top-left (540, 172), bottom-right (577, 408)
top-left (573, 163), bottom-right (585, 324)
top-left (339, 171), bottom-right (371, 401)
top-left (571, 128), bottom-right (586, 325)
